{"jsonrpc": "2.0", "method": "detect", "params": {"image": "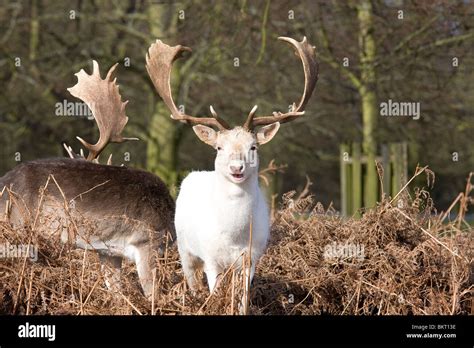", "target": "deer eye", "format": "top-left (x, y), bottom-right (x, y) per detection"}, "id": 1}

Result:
top-left (217, 146), bottom-right (222, 151)
top-left (250, 145), bottom-right (257, 151)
